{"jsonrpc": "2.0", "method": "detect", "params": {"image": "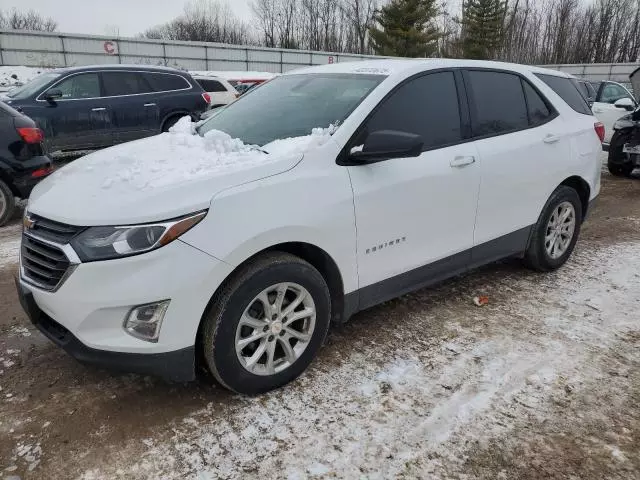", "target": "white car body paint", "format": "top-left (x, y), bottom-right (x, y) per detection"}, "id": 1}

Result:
top-left (19, 59), bottom-right (602, 377)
